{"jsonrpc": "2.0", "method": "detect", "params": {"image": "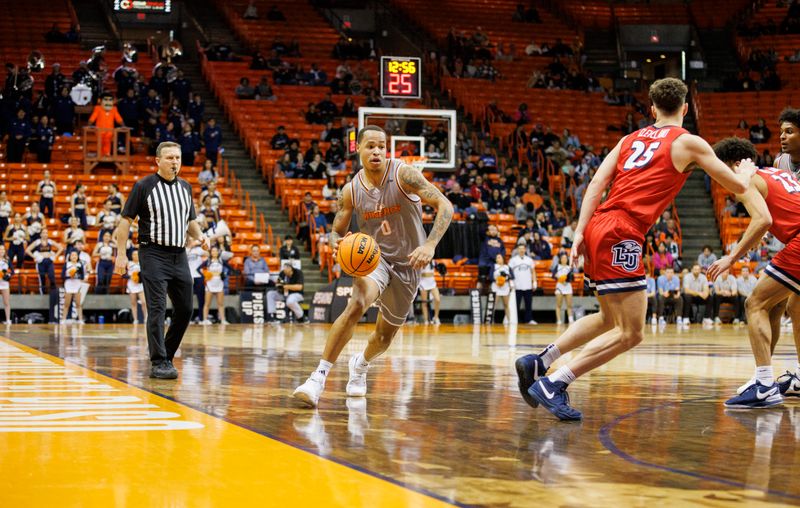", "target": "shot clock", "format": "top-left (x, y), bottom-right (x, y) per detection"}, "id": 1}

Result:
top-left (380, 56), bottom-right (422, 99)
